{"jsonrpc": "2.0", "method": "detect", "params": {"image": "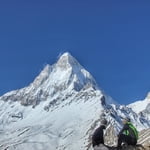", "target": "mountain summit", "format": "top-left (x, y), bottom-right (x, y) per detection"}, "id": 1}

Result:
top-left (0, 52), bottom-right (149, 150)
top-left (56, 52), bottom-right (81, 69)
top-left (1, 52), bottom-right (97, 106)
